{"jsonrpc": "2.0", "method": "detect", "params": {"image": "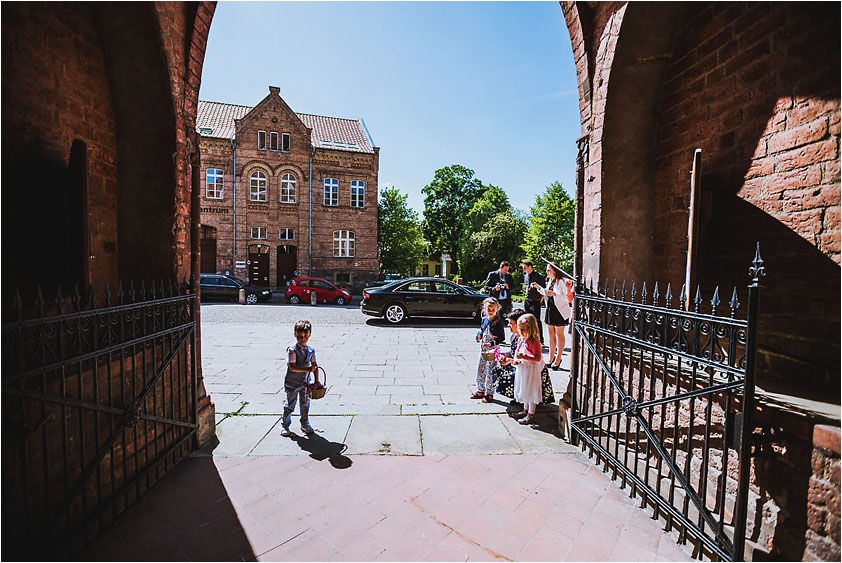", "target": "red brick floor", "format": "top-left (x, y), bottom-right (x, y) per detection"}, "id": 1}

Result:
top-left (78, 452), bottom-right (694, 562)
